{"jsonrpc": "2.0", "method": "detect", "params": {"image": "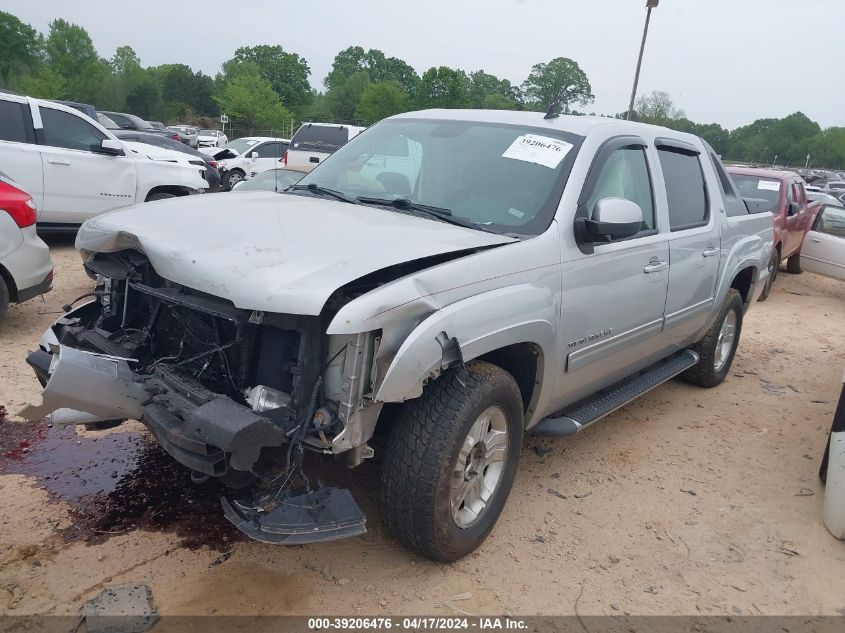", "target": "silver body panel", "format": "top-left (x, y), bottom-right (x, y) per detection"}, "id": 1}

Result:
top-left (27, 110), bottom-right (773, 445)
